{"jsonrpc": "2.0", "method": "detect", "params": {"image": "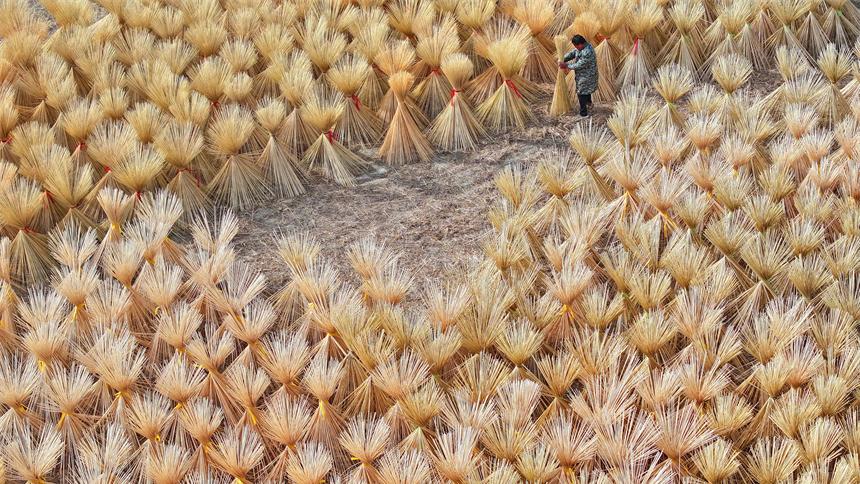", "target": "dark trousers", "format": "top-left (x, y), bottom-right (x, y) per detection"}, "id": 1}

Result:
top-left (577, 94), bottom-right (592, 116)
